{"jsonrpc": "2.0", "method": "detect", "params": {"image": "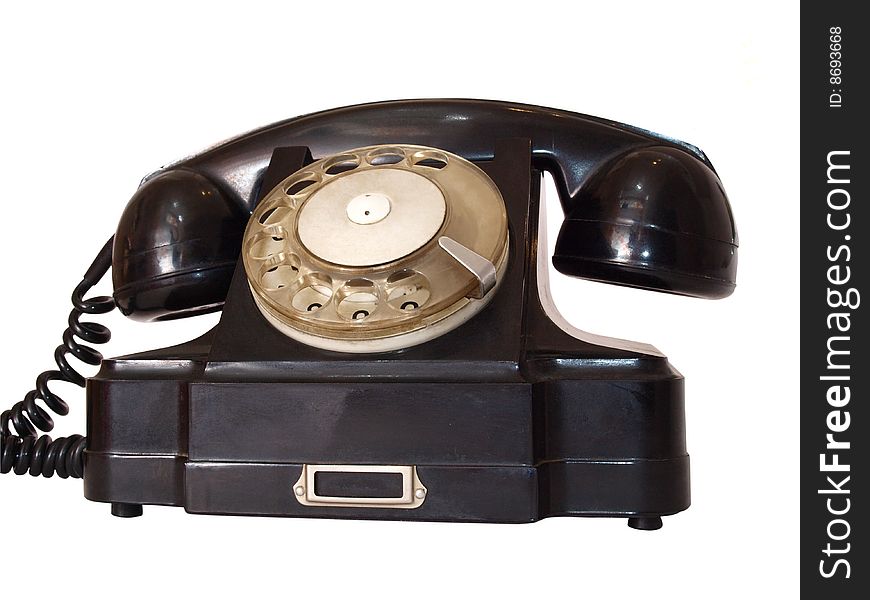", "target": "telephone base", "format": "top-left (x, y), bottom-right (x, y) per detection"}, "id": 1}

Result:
top-left (83, 140), bottom-right (692, 527)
